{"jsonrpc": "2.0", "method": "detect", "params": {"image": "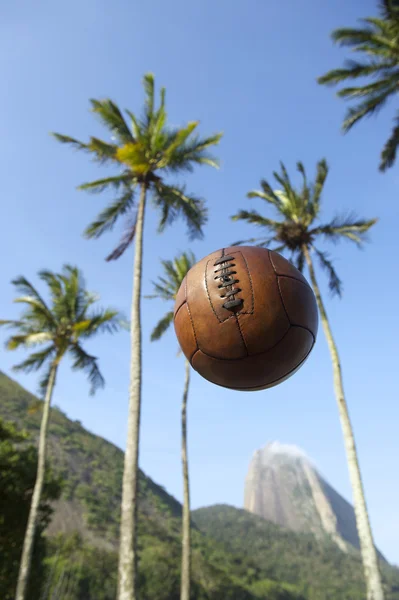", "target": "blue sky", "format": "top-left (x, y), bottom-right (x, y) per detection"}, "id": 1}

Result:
top-left (1, 0), bottom-right (398, 564)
